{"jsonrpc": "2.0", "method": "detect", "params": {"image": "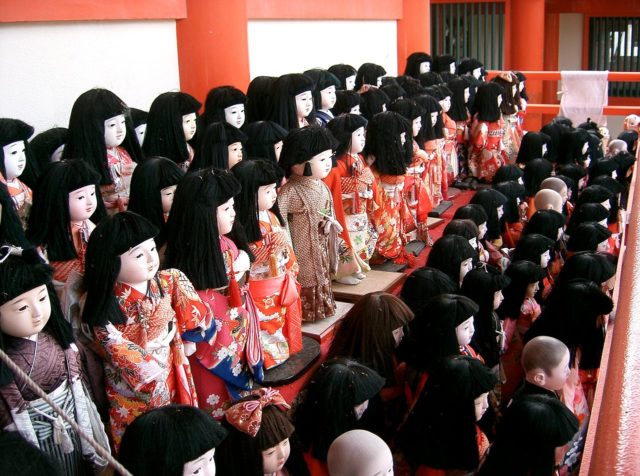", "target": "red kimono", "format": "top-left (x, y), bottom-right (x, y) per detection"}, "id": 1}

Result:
top-left (442, 112), bottom-right (459, 184)
top-left (468, 117), bottom-right (507, 182)
top-left (101, 146), bottom-right (135, 213)
top-left (0, 173), bottom-right (31, 229)
top-left (404, 141), bottom-right (433, 241)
